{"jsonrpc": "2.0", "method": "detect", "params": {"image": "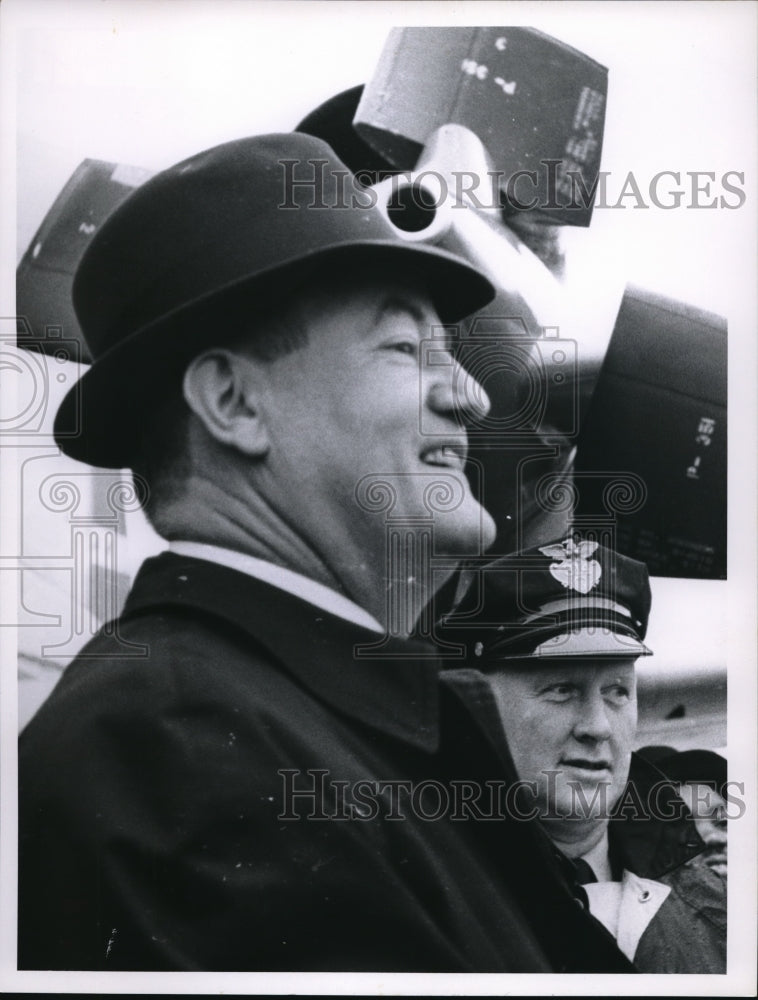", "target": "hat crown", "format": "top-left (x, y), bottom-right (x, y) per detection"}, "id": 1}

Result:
top-left (443, 535), bottom-right (653, 662)
top-left (73, 134), bottom-right (383, 359)
top-left (56, 132), bottom-right (494, 468)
